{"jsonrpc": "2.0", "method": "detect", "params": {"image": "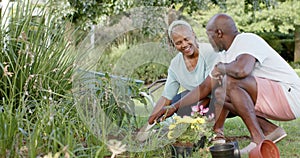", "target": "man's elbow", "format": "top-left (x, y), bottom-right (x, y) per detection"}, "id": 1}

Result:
top-left (234, 70), bottom-right (250, 78)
